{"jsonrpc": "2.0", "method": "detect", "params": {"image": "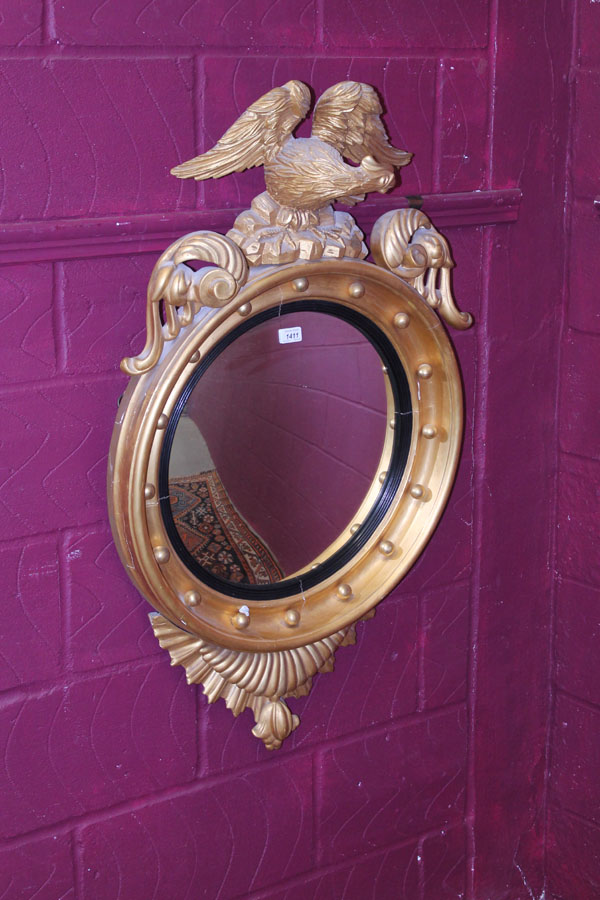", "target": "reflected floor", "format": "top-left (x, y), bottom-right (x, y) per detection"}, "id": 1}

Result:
top-left (169, 414), bottom-right (214, 478)
top-left (169, 416), bottom-right (282, 585)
